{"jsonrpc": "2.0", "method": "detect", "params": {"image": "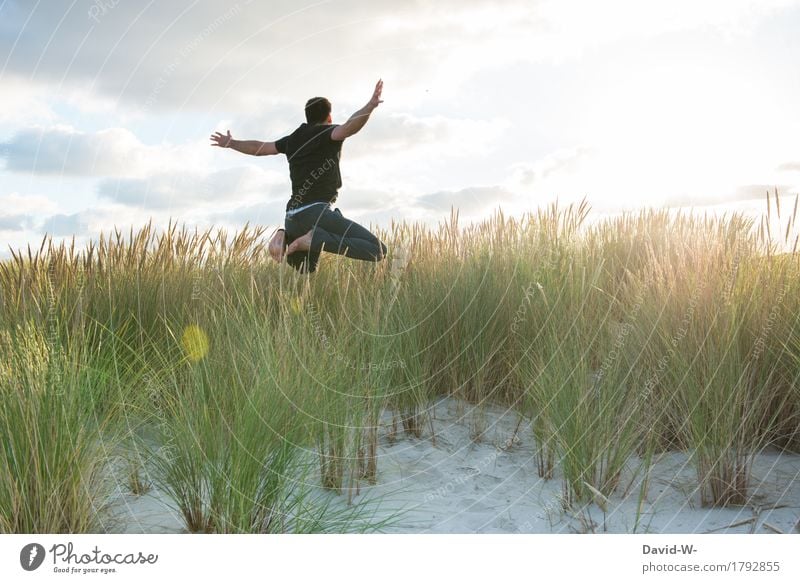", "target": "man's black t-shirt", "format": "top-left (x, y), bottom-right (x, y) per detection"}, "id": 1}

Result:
top-left (275, 123), bottom-right (344, 212)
